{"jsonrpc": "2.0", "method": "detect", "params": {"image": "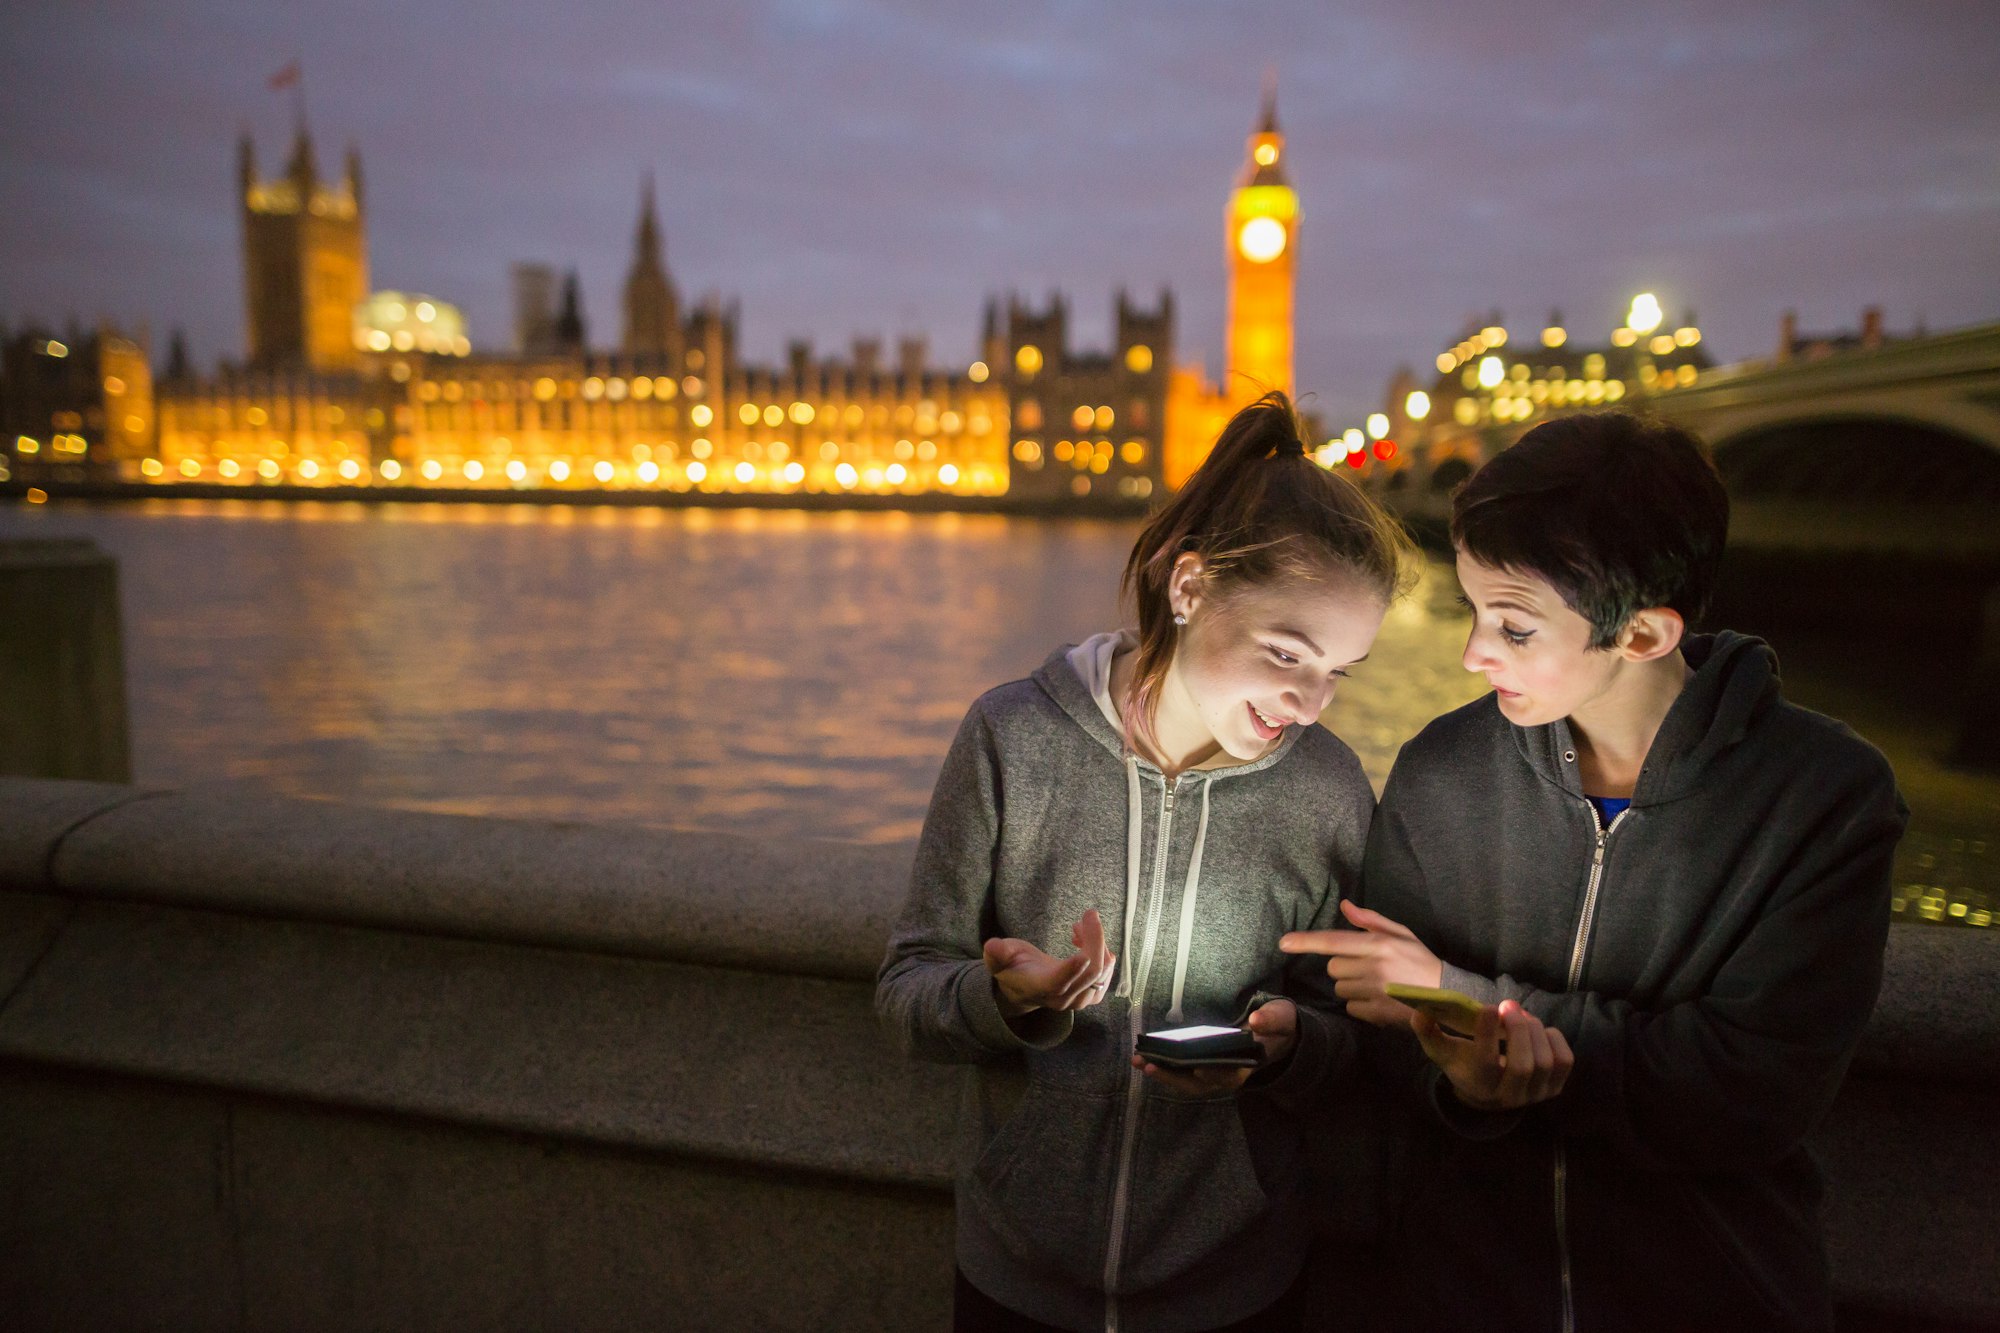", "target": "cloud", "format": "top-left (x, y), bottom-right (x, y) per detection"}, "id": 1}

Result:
top-left (0, 0), bottom-right (1994, 421)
